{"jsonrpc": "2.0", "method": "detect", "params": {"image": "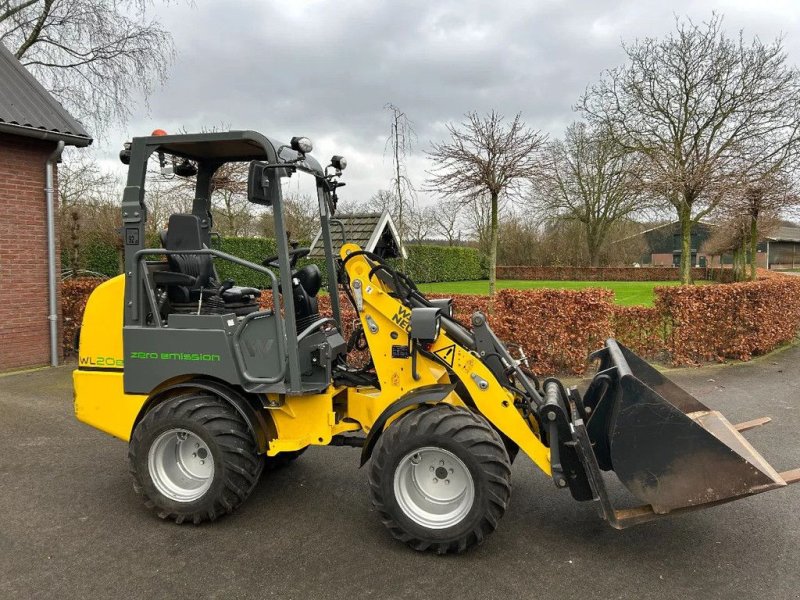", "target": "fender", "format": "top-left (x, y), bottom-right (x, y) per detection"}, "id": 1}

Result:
top-left (139, 378), bottom-right (270, 453)
top-left (360, 383), bottom-right (456, 466)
